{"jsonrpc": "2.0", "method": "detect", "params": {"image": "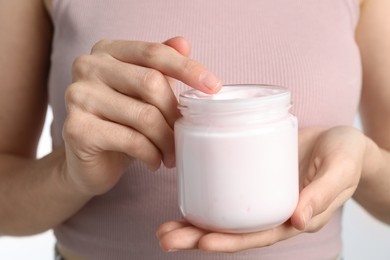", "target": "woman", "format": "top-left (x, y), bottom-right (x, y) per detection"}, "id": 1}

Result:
top-left (0, 0), bottom-right (389, 259)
